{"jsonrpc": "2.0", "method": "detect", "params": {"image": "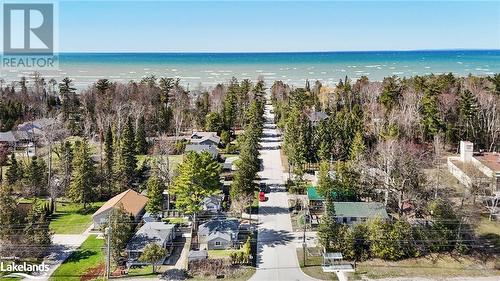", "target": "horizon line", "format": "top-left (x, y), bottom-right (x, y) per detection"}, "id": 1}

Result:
top-left (54, 48), bottom-right (500, 54)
